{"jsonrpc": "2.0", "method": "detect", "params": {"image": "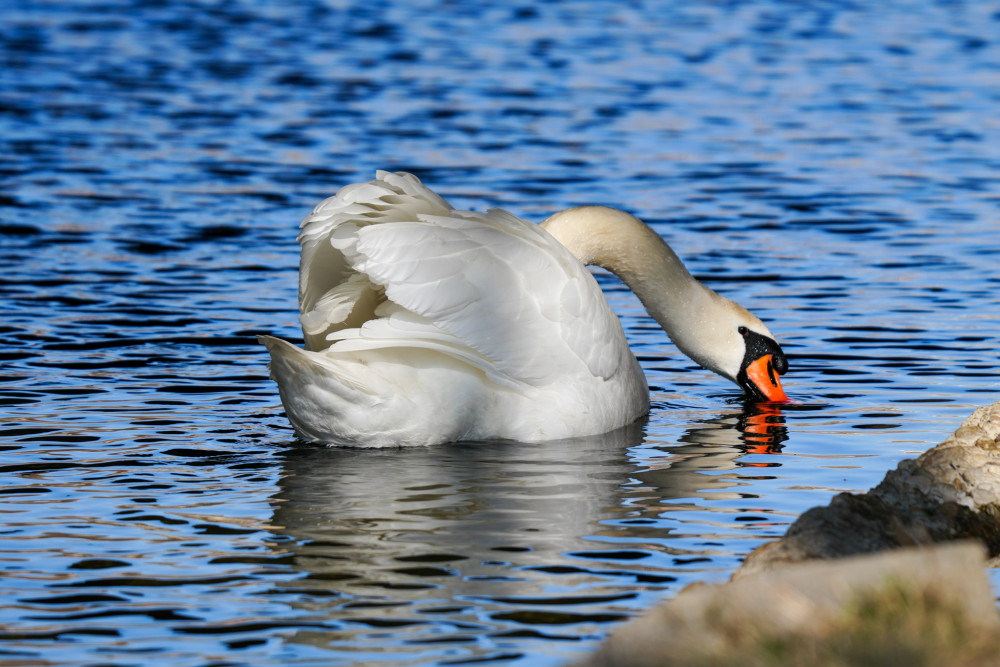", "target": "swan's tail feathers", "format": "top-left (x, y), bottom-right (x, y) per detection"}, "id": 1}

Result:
top-left (259, 334), bottom-right (495, 447)
top-left (259, 335), bottom-right (378, 444)
top-left (260, 335), bottom-right (373, 394)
